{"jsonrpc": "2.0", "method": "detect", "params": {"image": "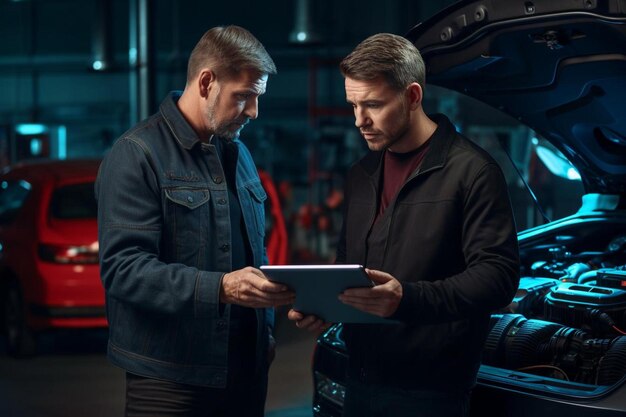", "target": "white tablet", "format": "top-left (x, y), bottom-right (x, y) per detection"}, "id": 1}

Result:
top-left (260, 264), bottom-right (393, 324)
